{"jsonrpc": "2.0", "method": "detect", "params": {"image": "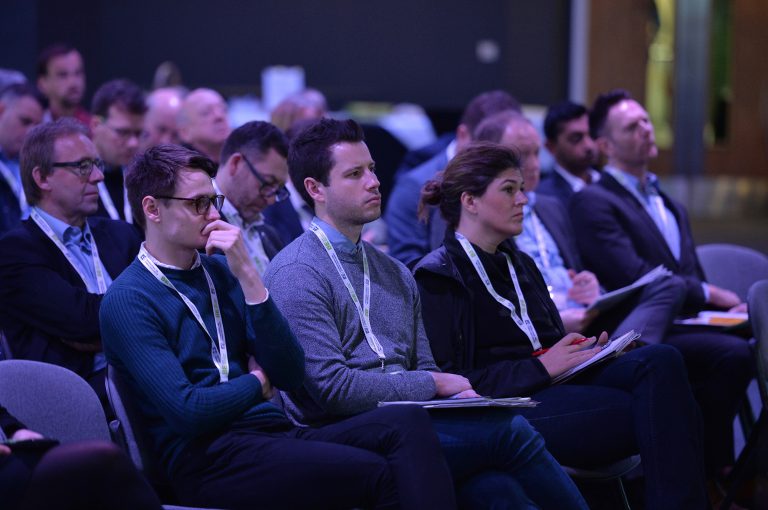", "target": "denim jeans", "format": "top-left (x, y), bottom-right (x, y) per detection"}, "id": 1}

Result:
top-left (430, 411), bottom-right (588, 510)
